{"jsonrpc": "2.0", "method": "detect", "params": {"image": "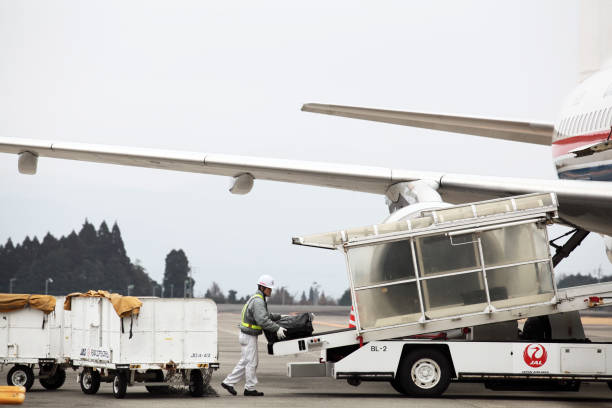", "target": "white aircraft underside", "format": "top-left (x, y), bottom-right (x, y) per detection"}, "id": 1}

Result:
top-left (0, 131), bottom-right (611, 238)
top-left (2, 62), bottom-right (612, 253)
